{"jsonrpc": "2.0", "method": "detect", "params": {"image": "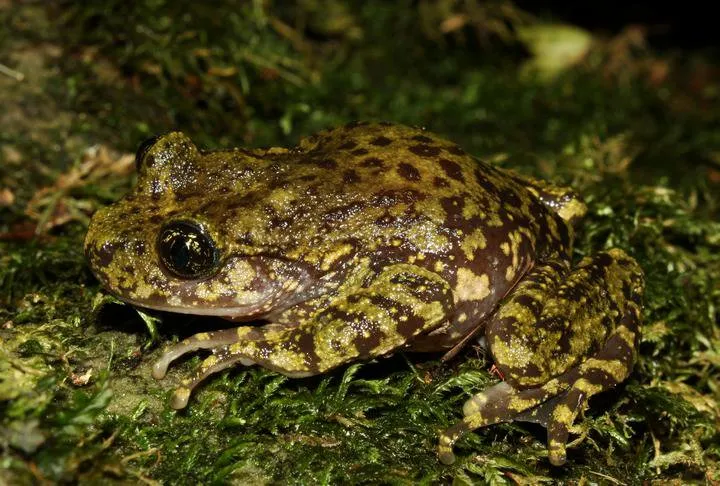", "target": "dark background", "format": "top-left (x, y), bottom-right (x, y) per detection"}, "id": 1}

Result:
top-left (517, 1), bottom-right (718, 48)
